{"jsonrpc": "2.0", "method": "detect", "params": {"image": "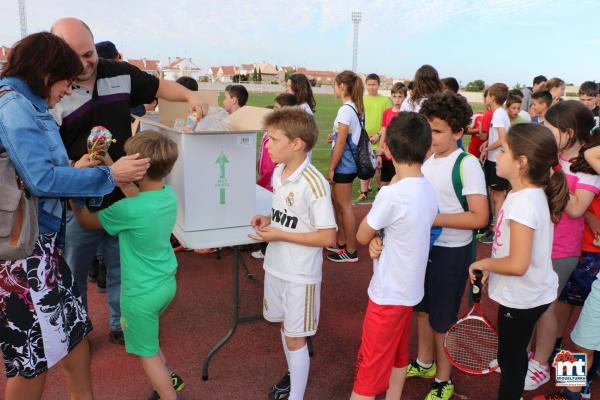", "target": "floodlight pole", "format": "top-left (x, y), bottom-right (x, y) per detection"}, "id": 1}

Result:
top-left (351, 11), bottom-right (361, 72)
